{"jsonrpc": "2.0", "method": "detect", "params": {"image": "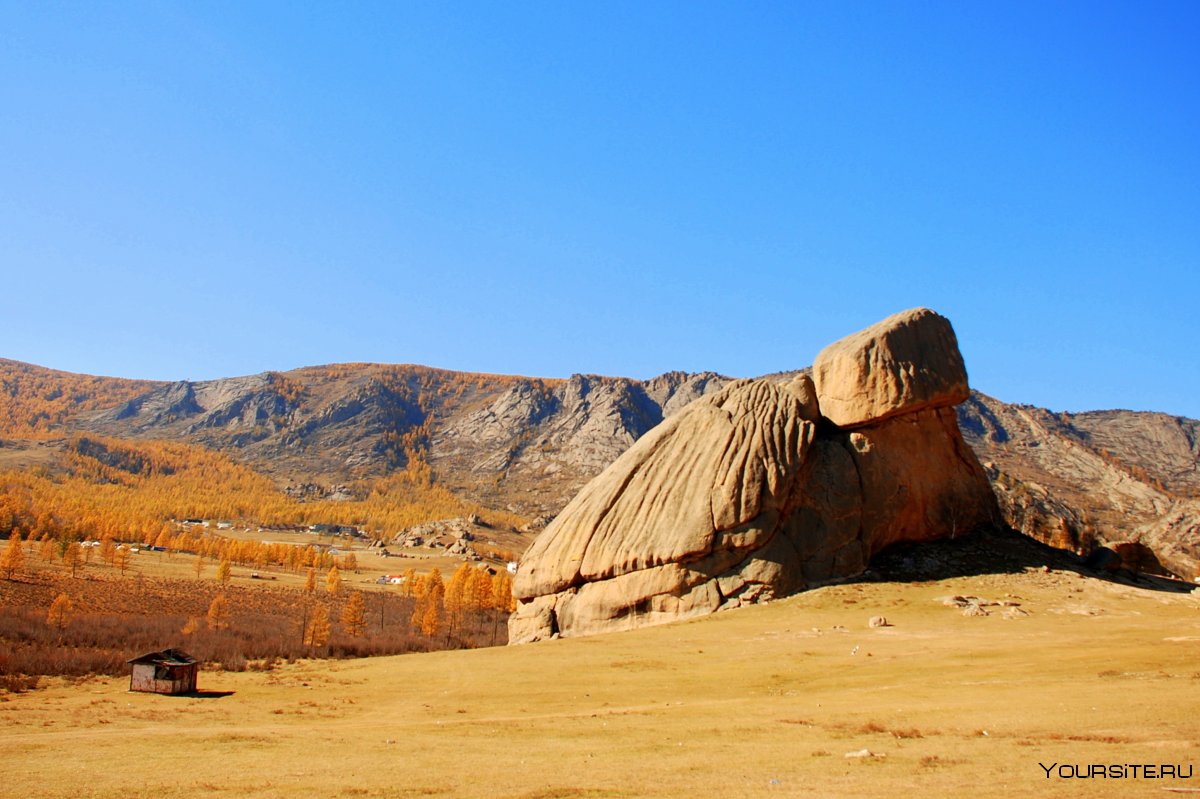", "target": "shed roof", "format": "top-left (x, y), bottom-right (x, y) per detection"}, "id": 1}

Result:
top-left (127, 648), bottom-right (198, 666)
